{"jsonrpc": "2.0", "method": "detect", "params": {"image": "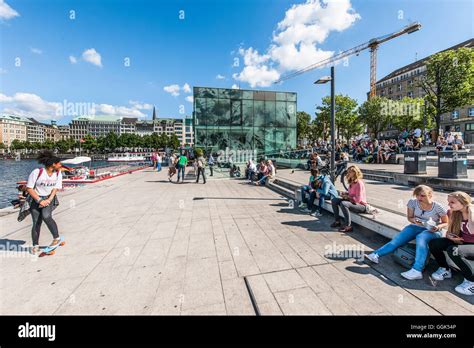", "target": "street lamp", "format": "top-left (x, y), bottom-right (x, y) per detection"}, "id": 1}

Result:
top-left (315, 66), bottom-right (335, 183)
